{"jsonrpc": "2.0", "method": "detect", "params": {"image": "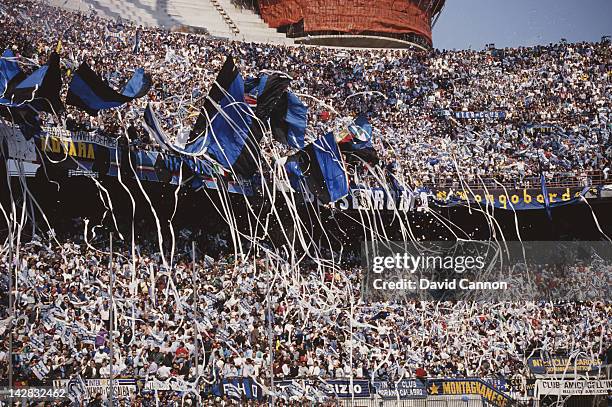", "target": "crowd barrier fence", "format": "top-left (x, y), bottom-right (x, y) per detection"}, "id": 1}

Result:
top-left (336, 395), bottom-right (485, 407)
